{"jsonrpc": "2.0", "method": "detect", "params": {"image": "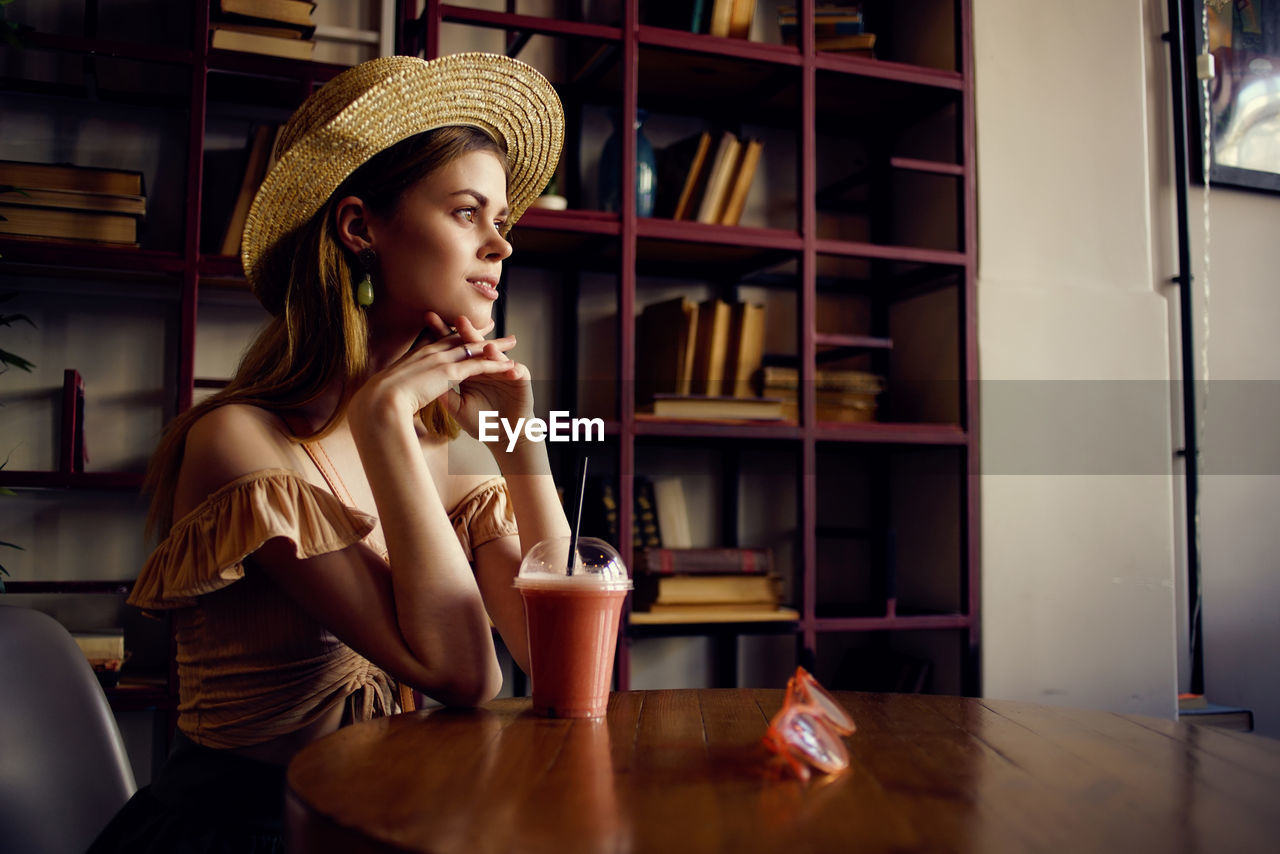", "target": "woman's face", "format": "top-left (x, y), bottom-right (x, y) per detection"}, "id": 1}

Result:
top-left (367, 148), bottom-right (512, 335)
